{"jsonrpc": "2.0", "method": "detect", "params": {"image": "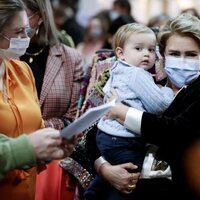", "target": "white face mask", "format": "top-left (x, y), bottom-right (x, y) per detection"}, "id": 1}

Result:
top-left (164, 56), bottom-right (200, 88)
top-left (0, 36), bottom-right (30, 60)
